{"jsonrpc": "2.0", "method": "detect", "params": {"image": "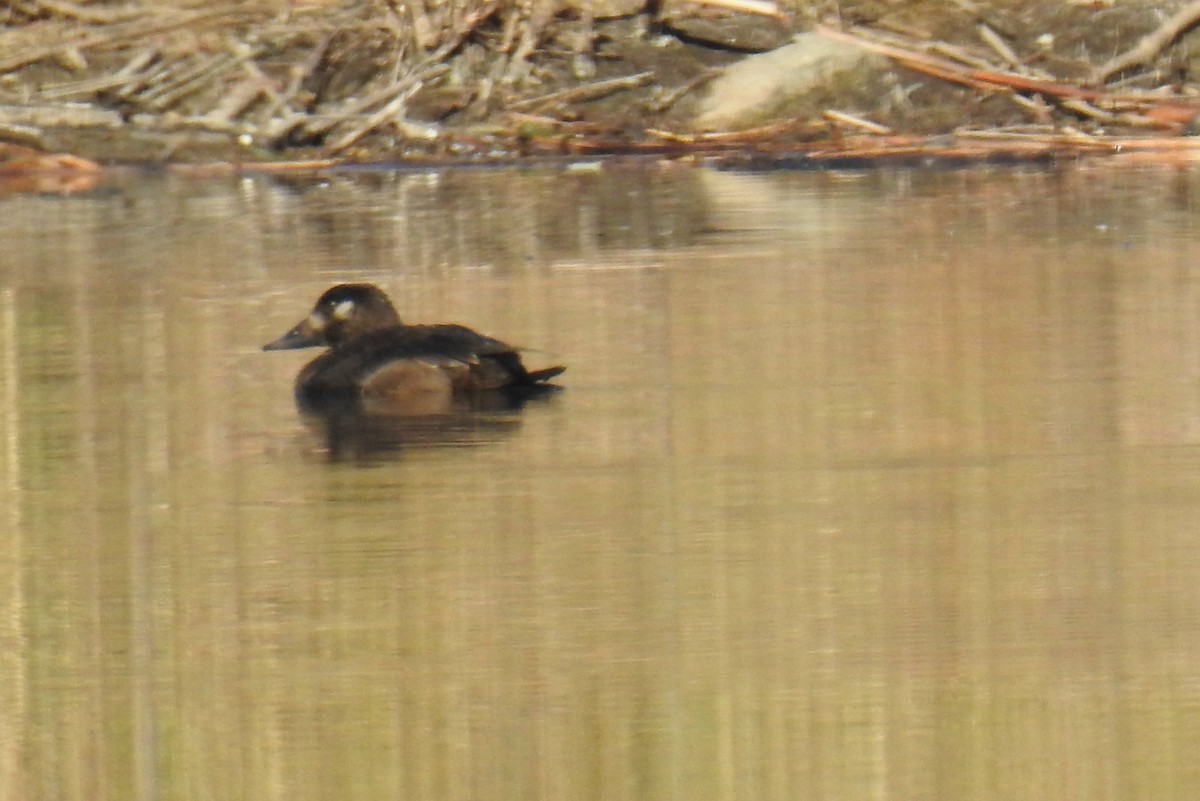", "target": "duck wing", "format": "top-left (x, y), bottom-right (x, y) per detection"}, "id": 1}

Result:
top-left (405, 324), bottom-right (566, 389)
top-left (301, 325), bottom-right (563, 397)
